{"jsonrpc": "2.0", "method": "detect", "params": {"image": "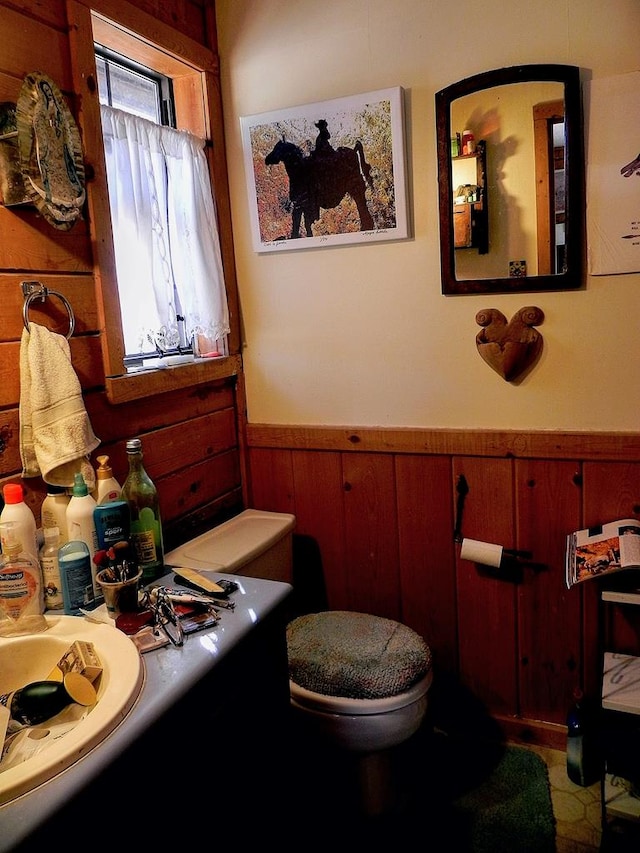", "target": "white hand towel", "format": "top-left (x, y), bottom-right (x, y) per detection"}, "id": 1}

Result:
top-left (19, 324), bottom-right (100, 490)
